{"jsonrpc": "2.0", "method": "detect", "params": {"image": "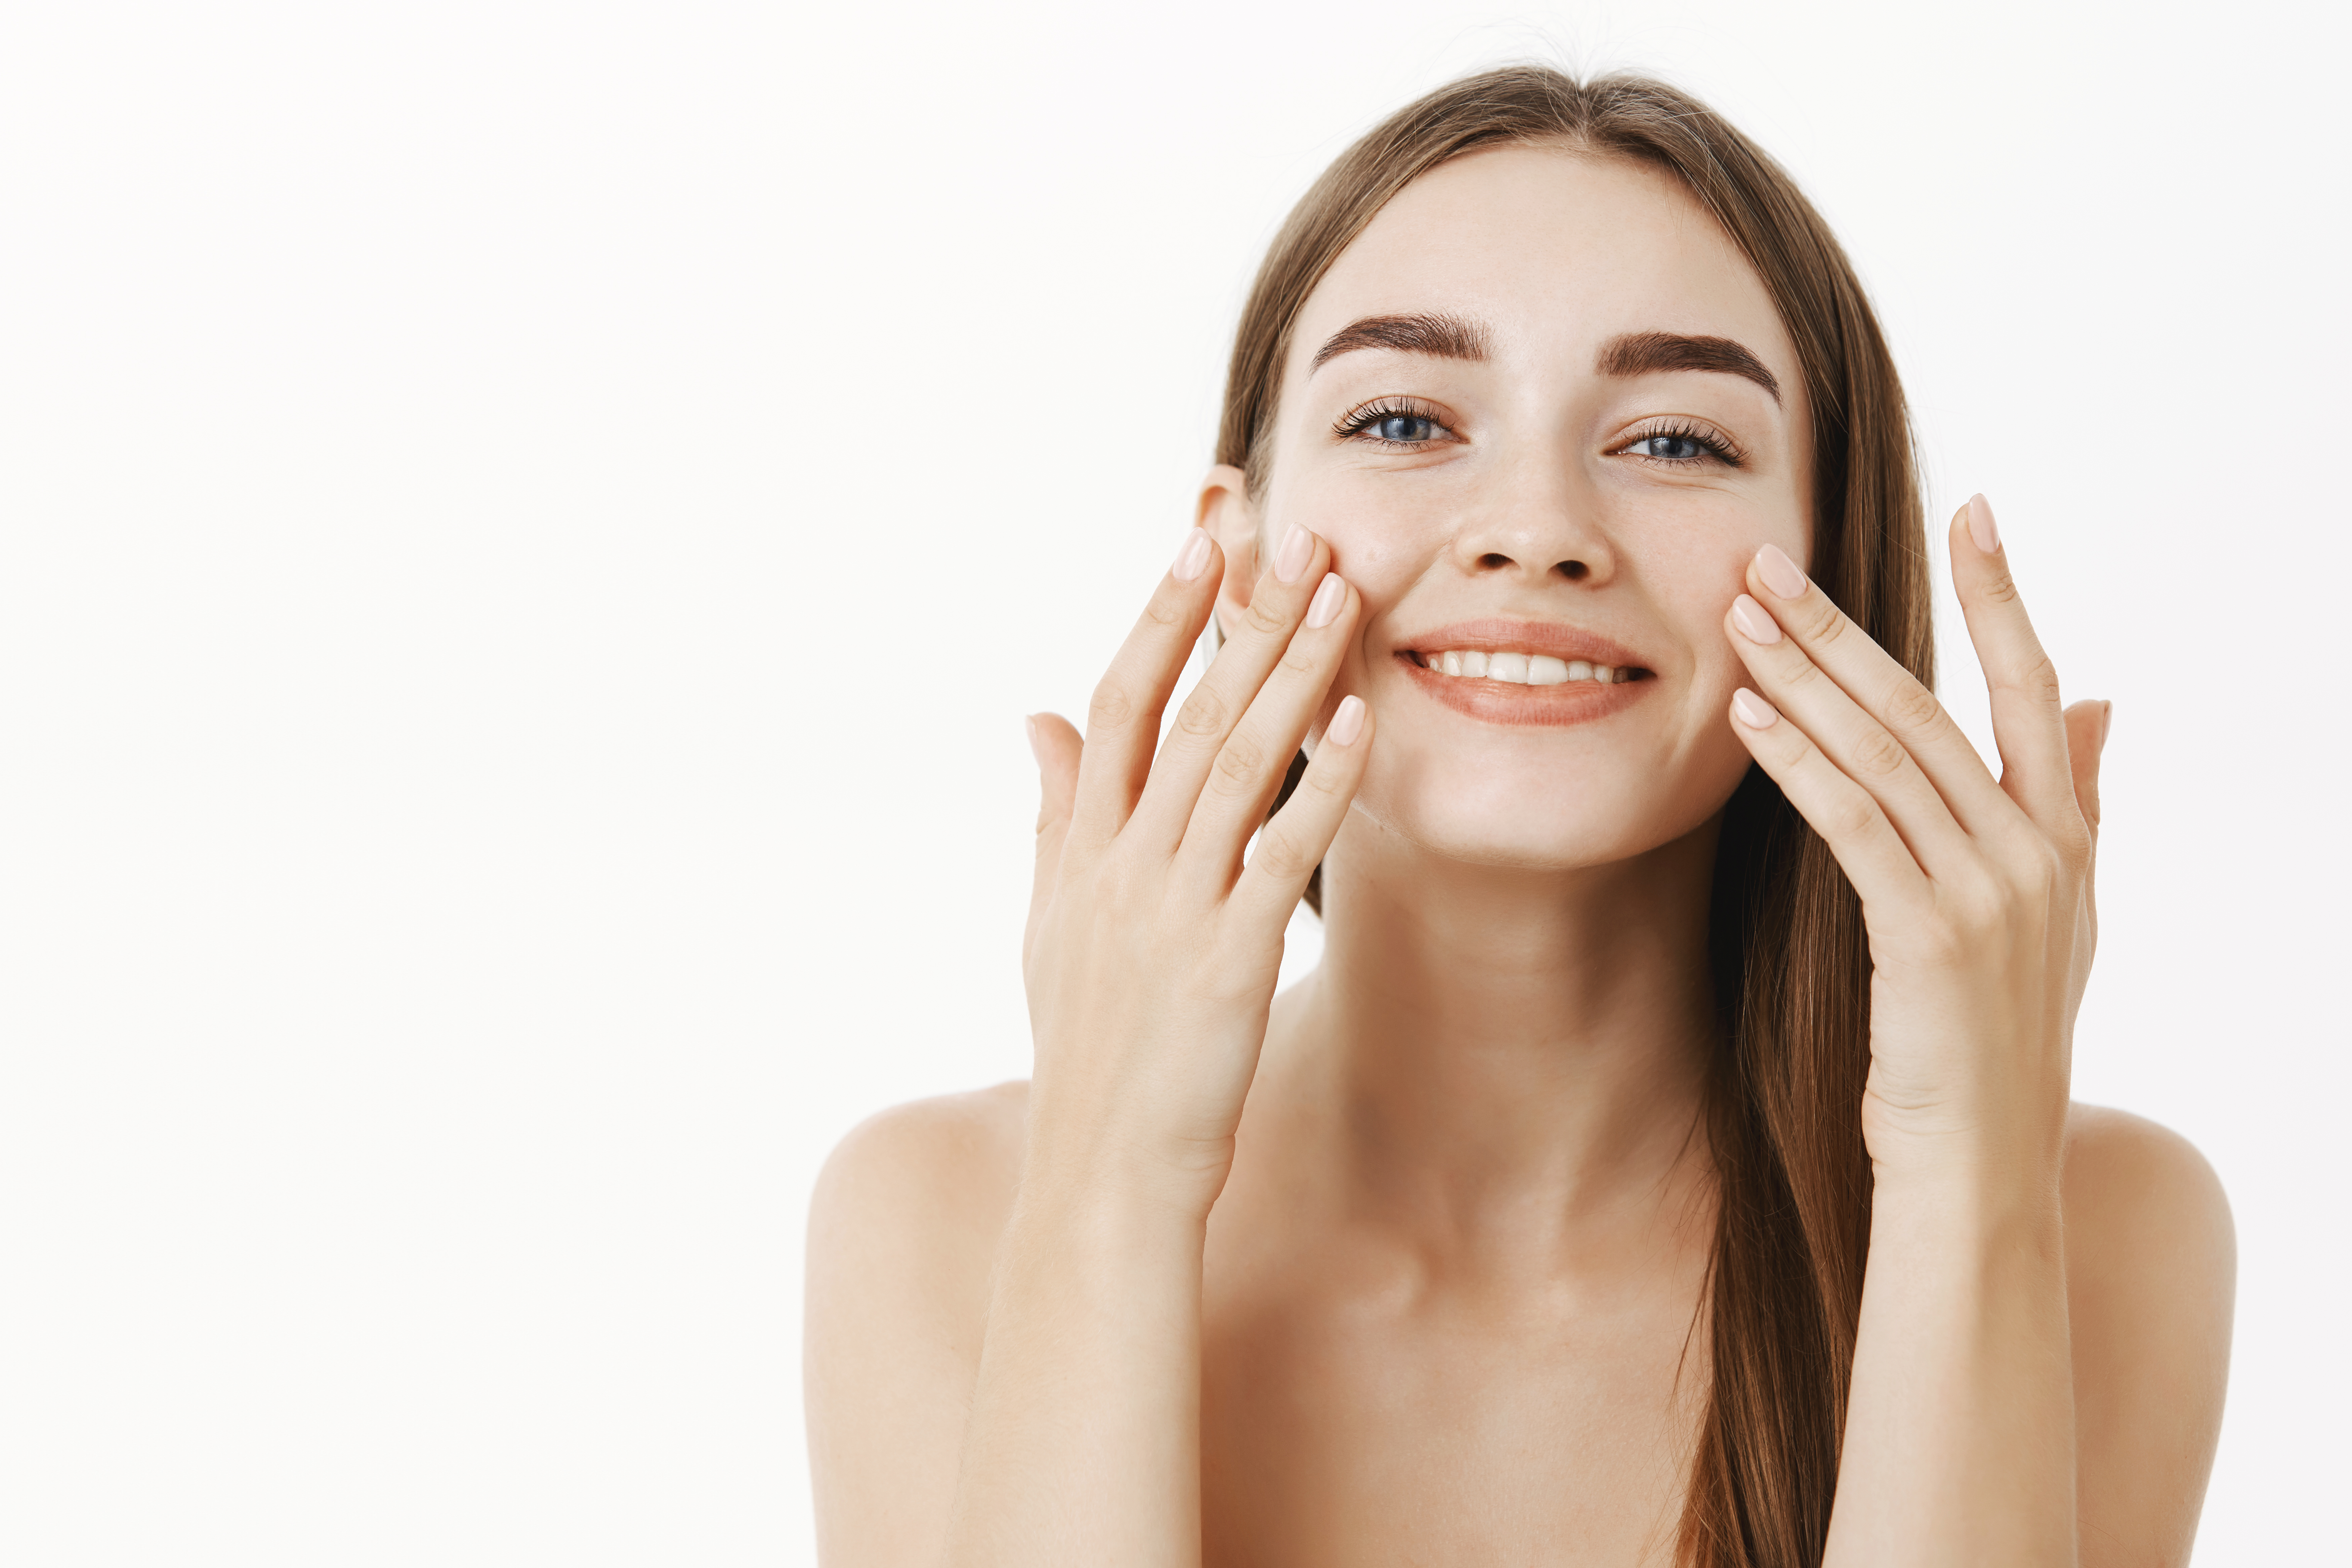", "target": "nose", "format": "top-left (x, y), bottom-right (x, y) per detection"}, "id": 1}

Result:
top-left (1448, 451), bottom-right (1618, 586)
